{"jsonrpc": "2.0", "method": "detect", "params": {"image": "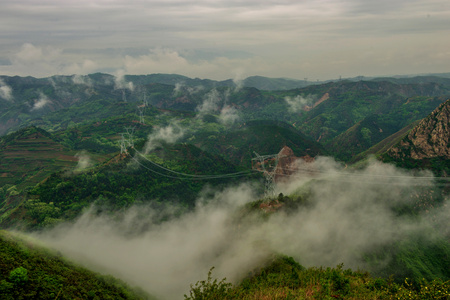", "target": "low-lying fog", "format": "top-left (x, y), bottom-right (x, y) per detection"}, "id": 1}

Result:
top-left (35, 157), bottom-right (449, 299)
